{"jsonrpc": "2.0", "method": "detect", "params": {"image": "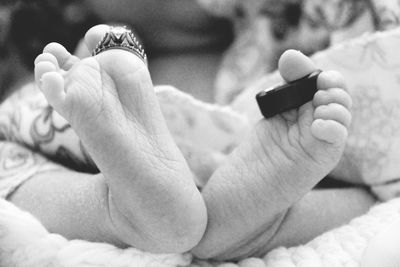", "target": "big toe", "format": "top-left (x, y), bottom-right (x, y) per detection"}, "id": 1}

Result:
top-left (84, 24), bottom-right (111, 52)
top-left (84, 25), bottom-right (148, 75)
top-left (84, 25), bottom-right (146, 63)
top-left (278, 50), bottom-right (317, 82)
